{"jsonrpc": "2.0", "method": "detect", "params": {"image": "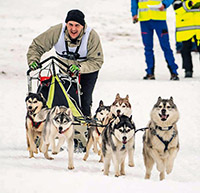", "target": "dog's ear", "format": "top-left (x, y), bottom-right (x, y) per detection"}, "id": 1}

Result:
top-left (99, 100), bottom-right (104, 107)
top-left (51, 106), bottom-right (60, 115)
top-left (66, 108), bottom-right (73, 119)
top-left (116, 93), bottom-right (120, 99)
top-left (154, 97), bottom-right (162, 108)
top-left (25, 93), bottom-right (29, 102)
top-left (169, 96), bottom-right (177, 108)
top-left (125, 95), bottom-right (129, 100)
top-left (25, 92), bottom-right (33, 101)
